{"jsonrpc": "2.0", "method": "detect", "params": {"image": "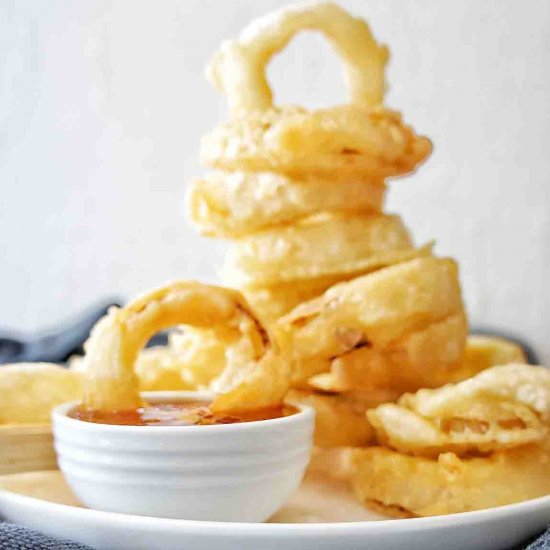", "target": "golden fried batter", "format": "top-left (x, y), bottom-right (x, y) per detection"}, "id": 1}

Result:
top-left (351, 444), bottom-right (550, 516)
